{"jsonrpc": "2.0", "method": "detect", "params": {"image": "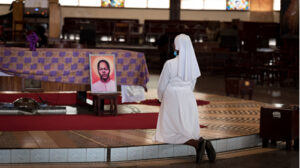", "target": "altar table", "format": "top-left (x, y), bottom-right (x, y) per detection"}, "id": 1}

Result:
top-left (0, 47), bottom-right (149, 90)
